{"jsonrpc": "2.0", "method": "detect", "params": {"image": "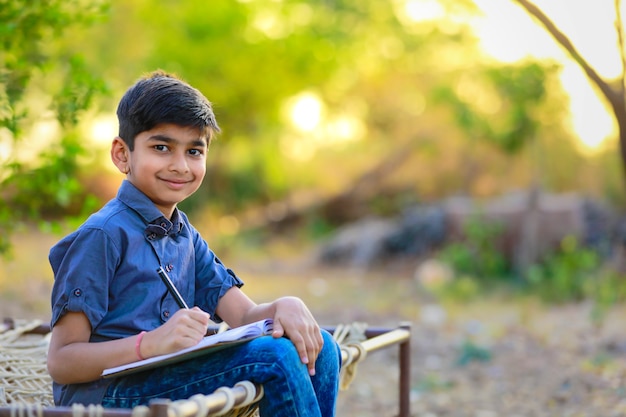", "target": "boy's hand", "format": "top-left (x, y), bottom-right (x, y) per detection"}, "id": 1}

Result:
top-left (142, 307), bottom-right (210, 358)
top-left (271, 296), bottom-right (324, 376)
